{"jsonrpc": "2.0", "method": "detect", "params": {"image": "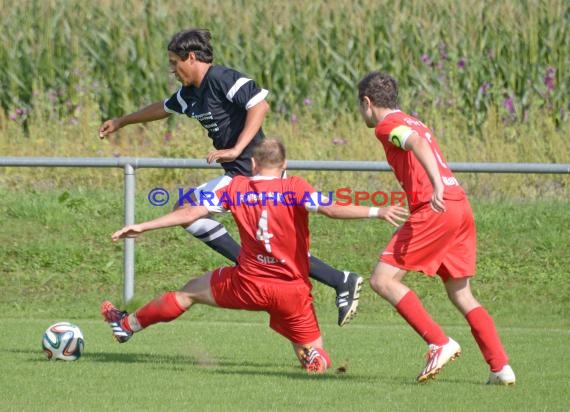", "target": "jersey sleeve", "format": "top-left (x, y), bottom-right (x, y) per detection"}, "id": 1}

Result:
top-left (376, 118), bottom-right (415, 150)
top-left (215, 67), bottom-right (269, 109)
top-left (163, 88), bottom-right (185, 114)
top-left (289, 177), bottom-right (321, 213)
